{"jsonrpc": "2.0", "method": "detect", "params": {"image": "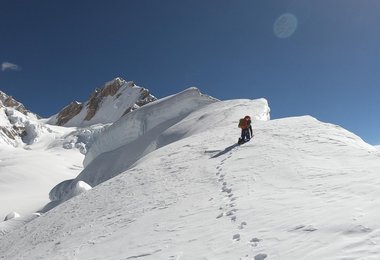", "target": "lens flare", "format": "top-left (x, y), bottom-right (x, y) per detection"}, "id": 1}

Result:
top-left (274, 13), bottom-right (298, 39)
